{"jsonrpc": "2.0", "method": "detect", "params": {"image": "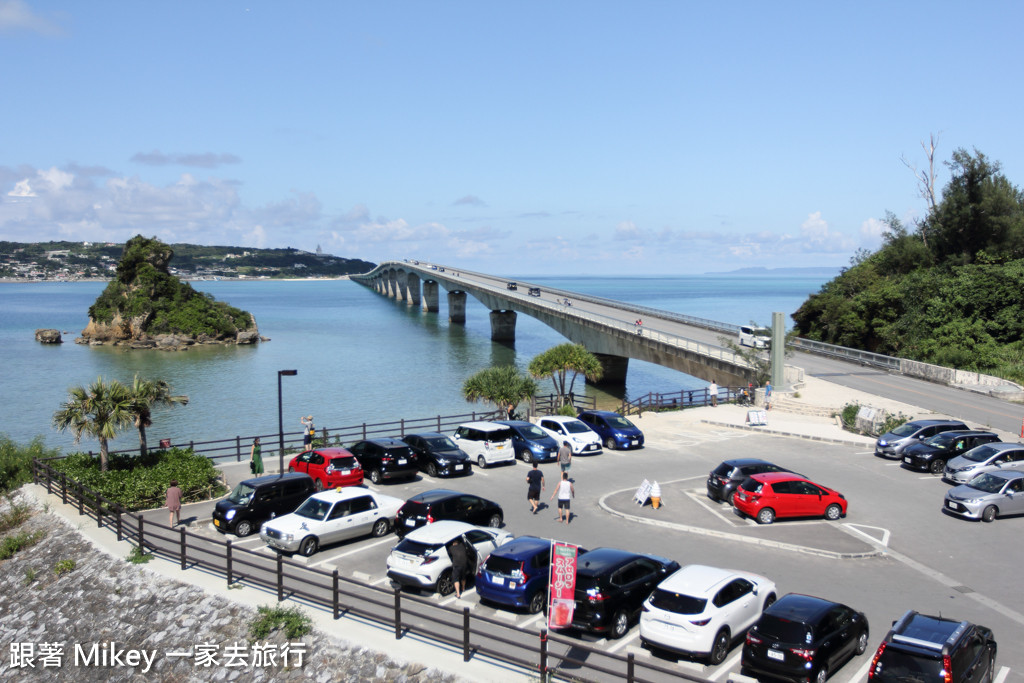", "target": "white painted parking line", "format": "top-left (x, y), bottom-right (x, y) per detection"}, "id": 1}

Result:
top-left (519, 614), bottom-right (545, 630)
top-left (706, 651), bottom-right (741, 680)
top-left (843, 523), bottom-right (891, 547)
top-left (350, 571), bottom-right (373, 582)
top-left (439, 588), bottom-right (476, 607)
top-left (607, 631), bottom-right (639, 654)
top-left (370, 576), bottom-right (390, 586)
top-left (328, 536), bottom-right (395, 560)
top-left (994, 667), bottom-right (1010, 683)
top-left (848, 654), bottom-right (874, 682)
